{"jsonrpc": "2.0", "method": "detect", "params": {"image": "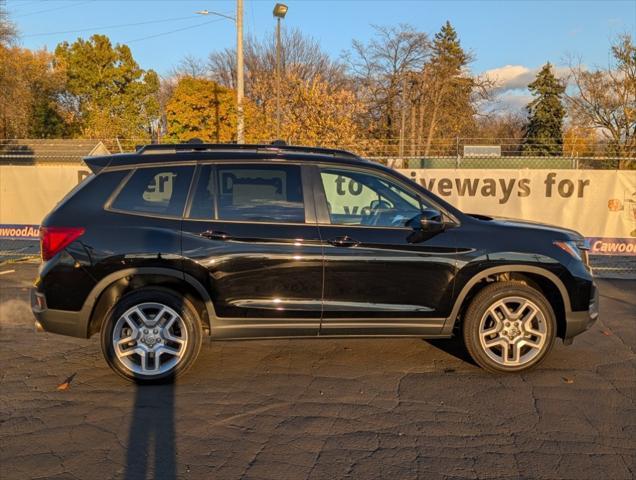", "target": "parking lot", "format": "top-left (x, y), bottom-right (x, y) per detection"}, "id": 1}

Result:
top-left (1, 262), bottom-right (634, 480)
